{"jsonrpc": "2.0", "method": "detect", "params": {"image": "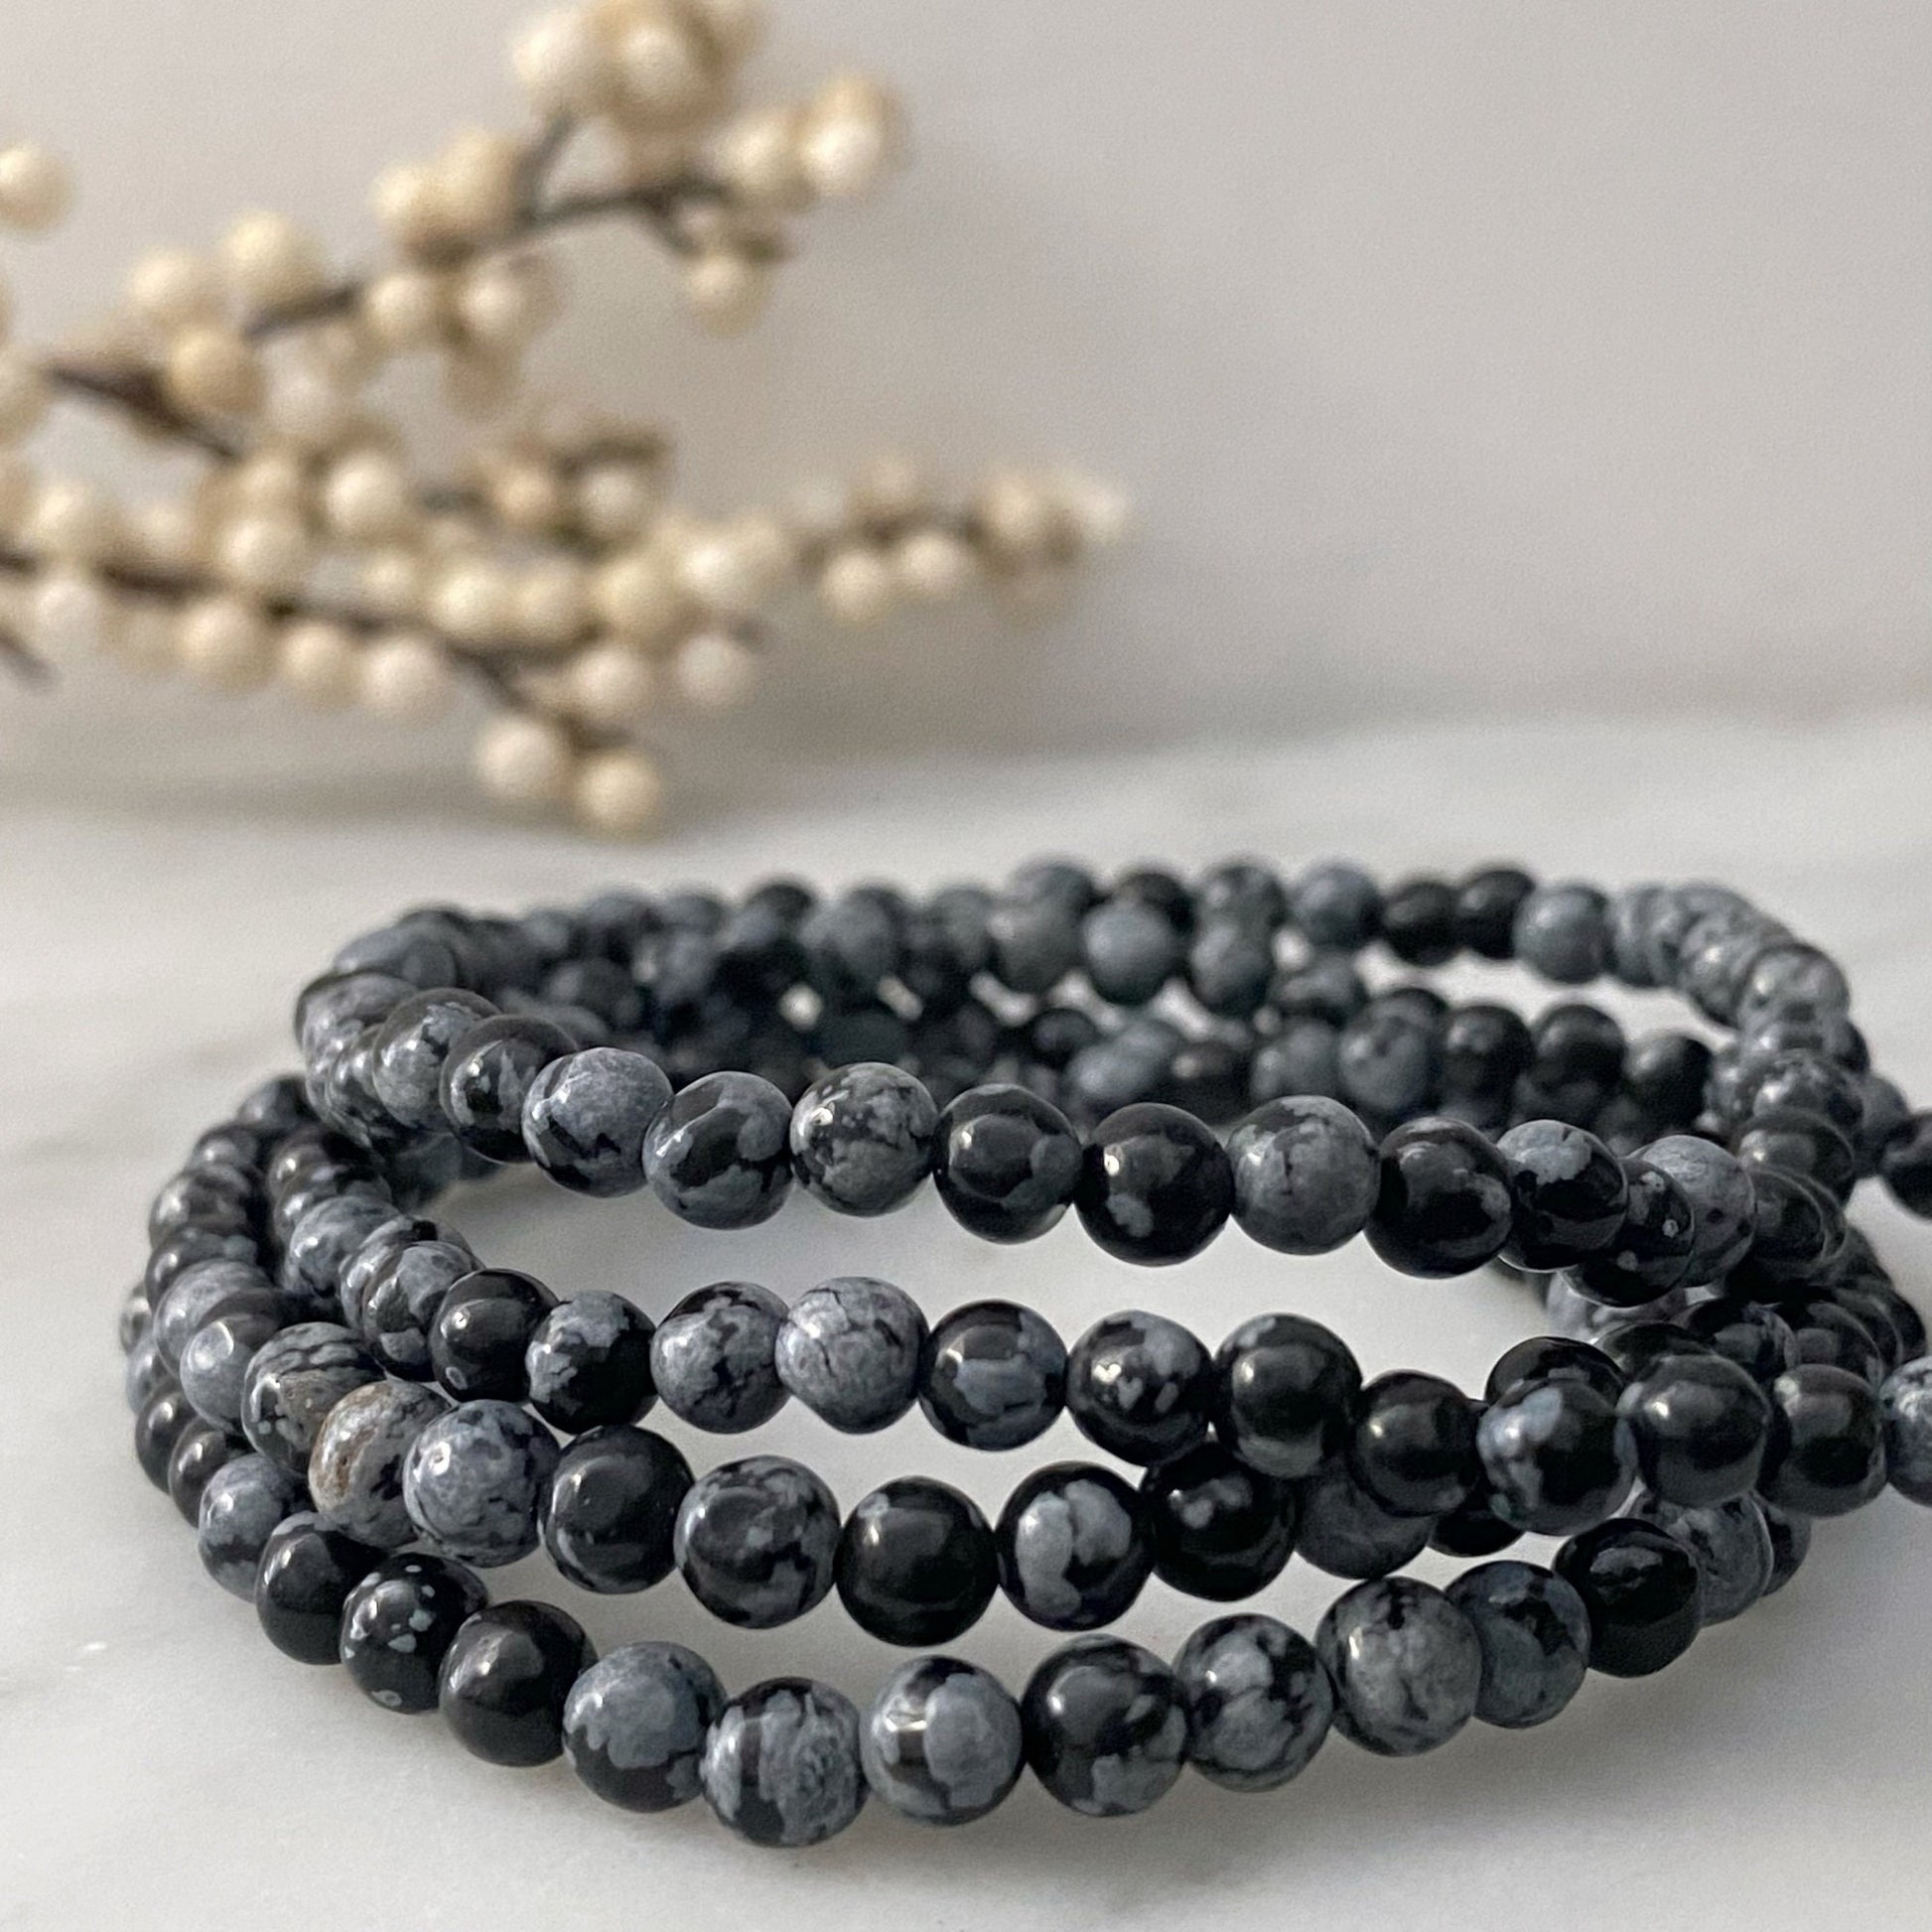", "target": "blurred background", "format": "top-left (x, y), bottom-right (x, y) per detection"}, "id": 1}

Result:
top-left (0, 0), bottom-right (1925, 812)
